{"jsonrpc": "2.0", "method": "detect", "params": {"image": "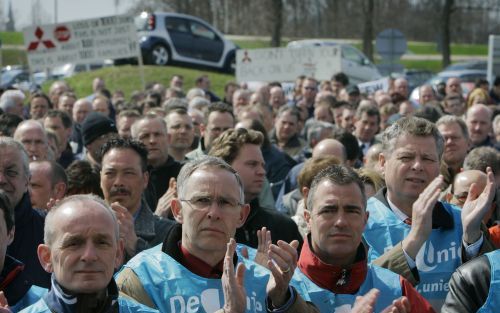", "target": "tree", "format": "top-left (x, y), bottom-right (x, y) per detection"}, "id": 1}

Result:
top-left (270, 0), bottom-right (283, 47)
top-left (361, 0), bottom-right (375, 62)
top-left (441, 0), bottom-right (455, 68)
